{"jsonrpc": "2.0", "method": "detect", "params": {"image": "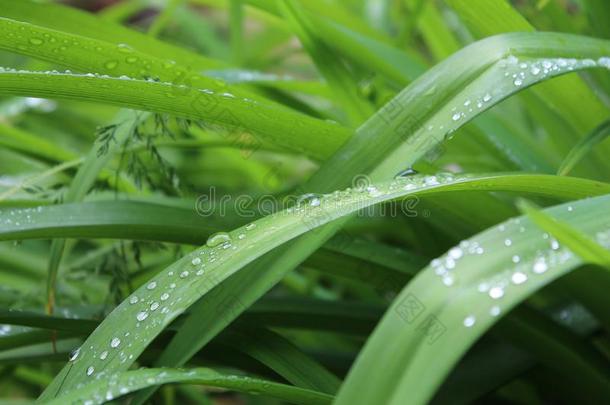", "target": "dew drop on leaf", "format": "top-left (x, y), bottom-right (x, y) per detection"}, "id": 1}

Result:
top-left (206, 232), bottom-right (232, 247)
